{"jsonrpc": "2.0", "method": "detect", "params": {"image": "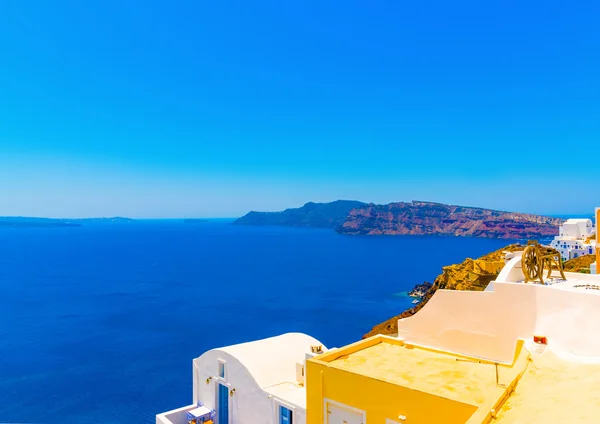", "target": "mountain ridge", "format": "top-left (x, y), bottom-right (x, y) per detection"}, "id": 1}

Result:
top-left (338, 200), bottom-right (562, 239)
top-left (233, 200), bottom-right (366, 228)
top-left (235, 200), bottom-right (563, 239)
